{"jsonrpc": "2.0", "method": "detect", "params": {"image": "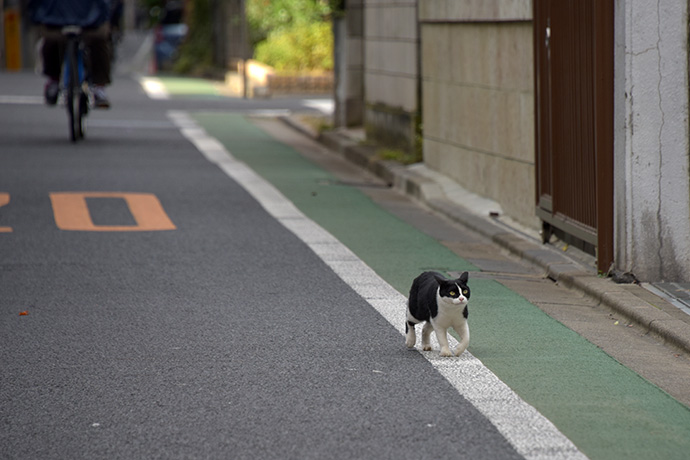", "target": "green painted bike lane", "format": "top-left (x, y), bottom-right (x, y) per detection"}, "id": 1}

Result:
top-left (192, 112), bottom-right (690, 460)
top-left (155, 76), bottom-right (223, 97)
